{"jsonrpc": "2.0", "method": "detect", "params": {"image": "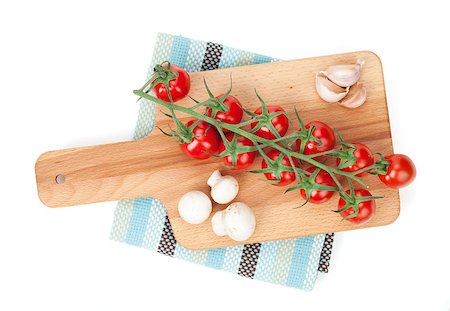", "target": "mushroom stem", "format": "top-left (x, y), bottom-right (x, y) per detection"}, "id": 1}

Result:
top-left (207, 170), bottom-right (223, 188)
